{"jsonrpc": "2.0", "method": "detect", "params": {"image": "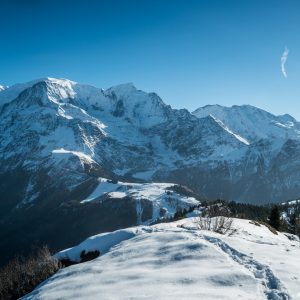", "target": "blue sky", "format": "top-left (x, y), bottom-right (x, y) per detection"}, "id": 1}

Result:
top-left (1, 0), bottom-right (300, 118)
